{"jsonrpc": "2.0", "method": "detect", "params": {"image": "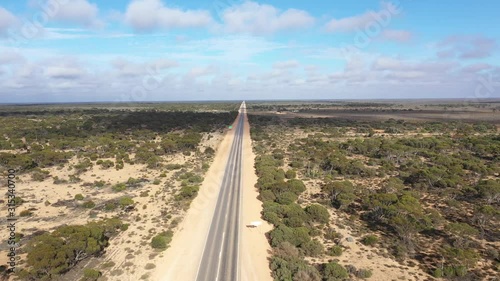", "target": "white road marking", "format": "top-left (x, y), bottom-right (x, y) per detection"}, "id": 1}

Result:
top-left (215, 231), bottom-right (226, 281)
